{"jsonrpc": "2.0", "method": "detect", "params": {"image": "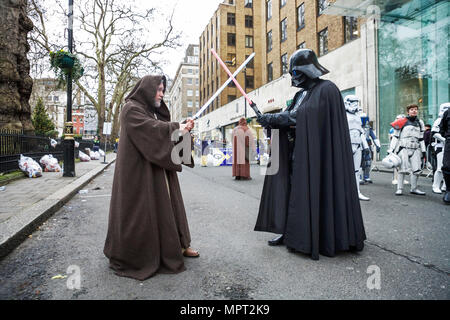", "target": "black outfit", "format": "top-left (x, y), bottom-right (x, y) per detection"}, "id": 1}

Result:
top-left (439, 110), bottom-right (450, 204)
top-left (254, 78), bottom-right (366, 260)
